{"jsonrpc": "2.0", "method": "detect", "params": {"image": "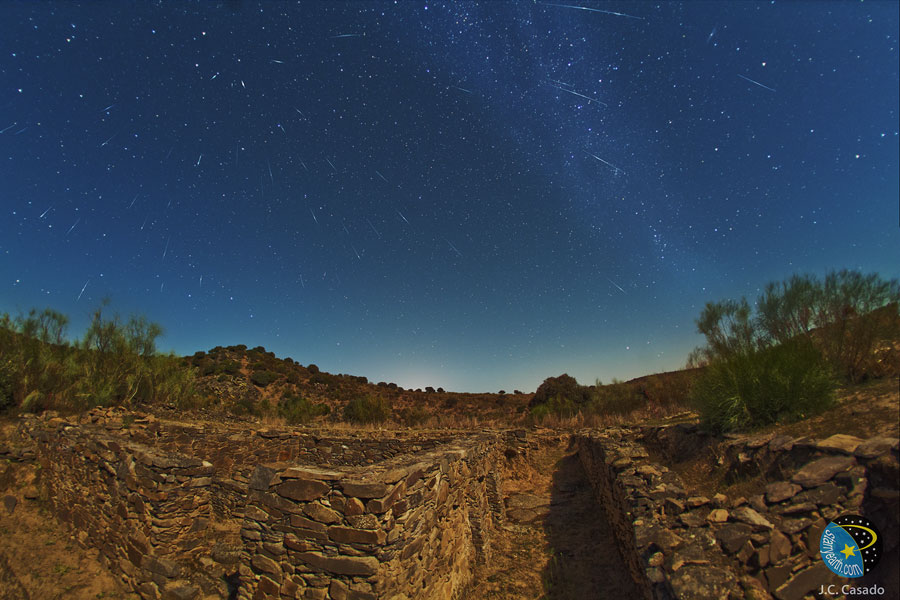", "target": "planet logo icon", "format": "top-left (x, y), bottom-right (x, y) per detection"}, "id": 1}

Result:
top-left (819, 514), bottom-right (882, 578)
